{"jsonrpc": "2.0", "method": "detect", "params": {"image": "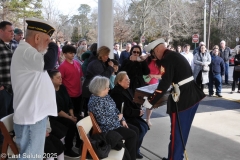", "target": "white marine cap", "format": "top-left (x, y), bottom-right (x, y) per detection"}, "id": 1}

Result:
top-left (144, 38), bottom-right (165, 52)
